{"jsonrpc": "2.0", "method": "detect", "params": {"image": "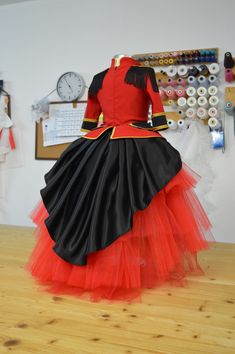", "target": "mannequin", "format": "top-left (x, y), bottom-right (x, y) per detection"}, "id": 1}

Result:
top-left (113, 53), bottom-right (133, 66)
